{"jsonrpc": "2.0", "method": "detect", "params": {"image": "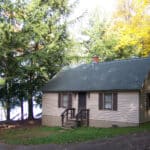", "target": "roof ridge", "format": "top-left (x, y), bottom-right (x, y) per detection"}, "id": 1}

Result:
top-left (94, 56), bottom-right (150, 65)
top-left (62, 57), bottom-right (150, 69)
top-left (42, 56), bottom-right (150, 92)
